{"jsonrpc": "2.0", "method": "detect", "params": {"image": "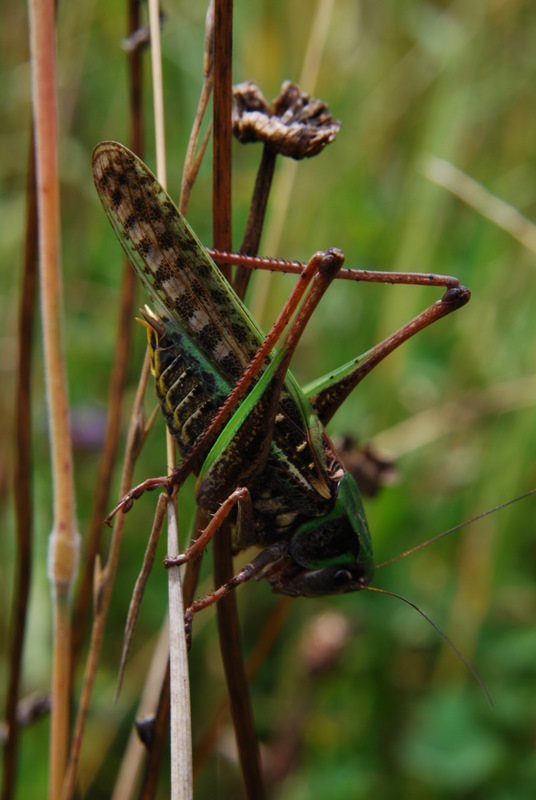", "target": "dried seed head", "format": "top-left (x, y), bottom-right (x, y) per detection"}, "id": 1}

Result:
top-left (232, 80), bottom-right (341, 160)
